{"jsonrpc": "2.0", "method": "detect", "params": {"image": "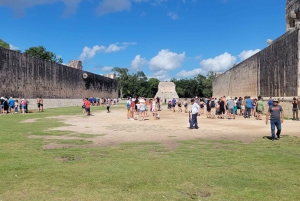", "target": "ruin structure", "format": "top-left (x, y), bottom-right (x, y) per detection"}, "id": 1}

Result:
top-left (0, 47), bottom-right (118, 98)
top-left (213, 0), bottom-right (300, 99)
top-left (155, 82), bottom-right (179, 100)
